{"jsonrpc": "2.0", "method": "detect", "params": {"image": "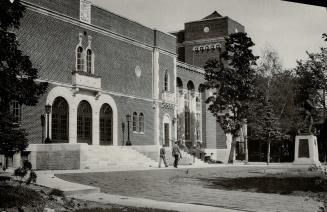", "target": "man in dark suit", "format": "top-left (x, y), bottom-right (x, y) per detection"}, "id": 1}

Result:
top-left (172, 141), bottom-right (182, 168)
